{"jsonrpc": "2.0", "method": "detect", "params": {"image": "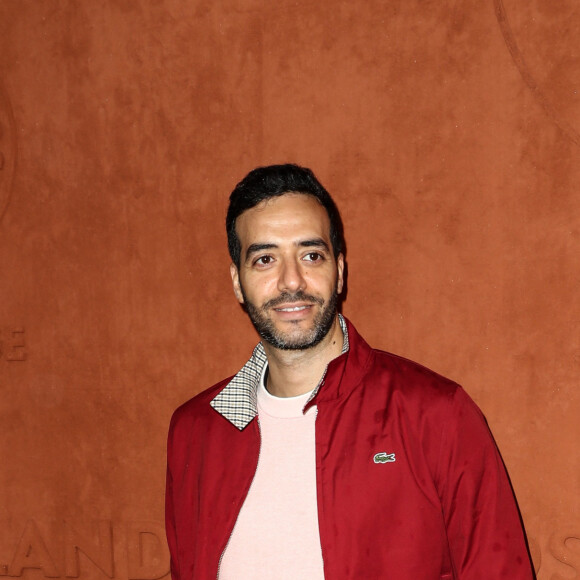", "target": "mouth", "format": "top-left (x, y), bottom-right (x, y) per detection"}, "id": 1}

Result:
top-left (274, 304), bottom-right (312, 313)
